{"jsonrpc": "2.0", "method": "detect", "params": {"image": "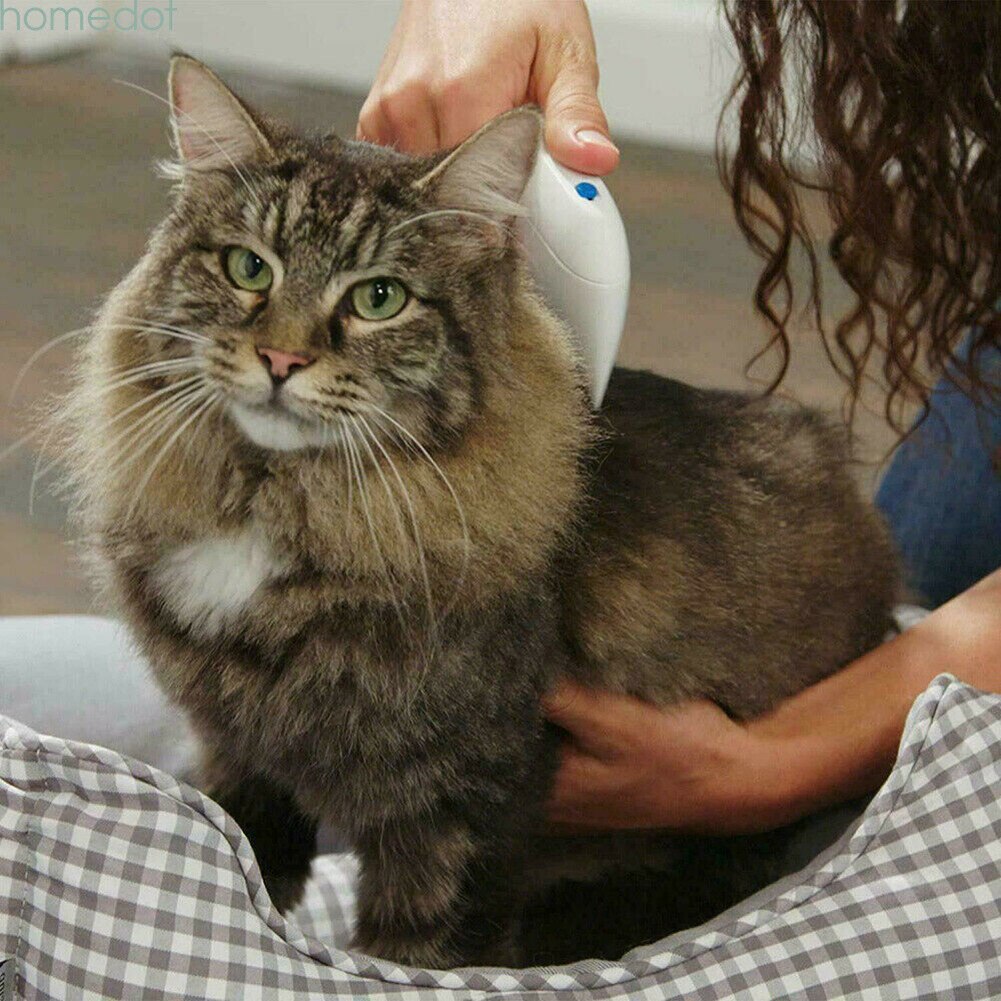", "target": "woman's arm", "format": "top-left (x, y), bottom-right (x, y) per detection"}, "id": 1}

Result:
top-left (544, 568), bottom-right (1001, 835)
